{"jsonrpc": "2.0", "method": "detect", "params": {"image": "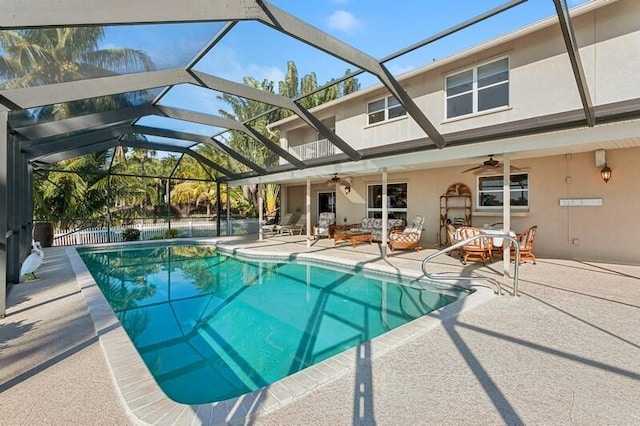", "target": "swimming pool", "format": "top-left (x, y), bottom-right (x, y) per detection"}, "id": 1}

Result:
top-left (78, 243), bottom-right (472, 404)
